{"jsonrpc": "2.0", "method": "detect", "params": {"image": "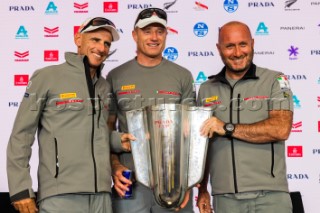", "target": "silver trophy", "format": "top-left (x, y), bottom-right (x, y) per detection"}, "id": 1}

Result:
top-left (126, 103), bottom-right (212, 209)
